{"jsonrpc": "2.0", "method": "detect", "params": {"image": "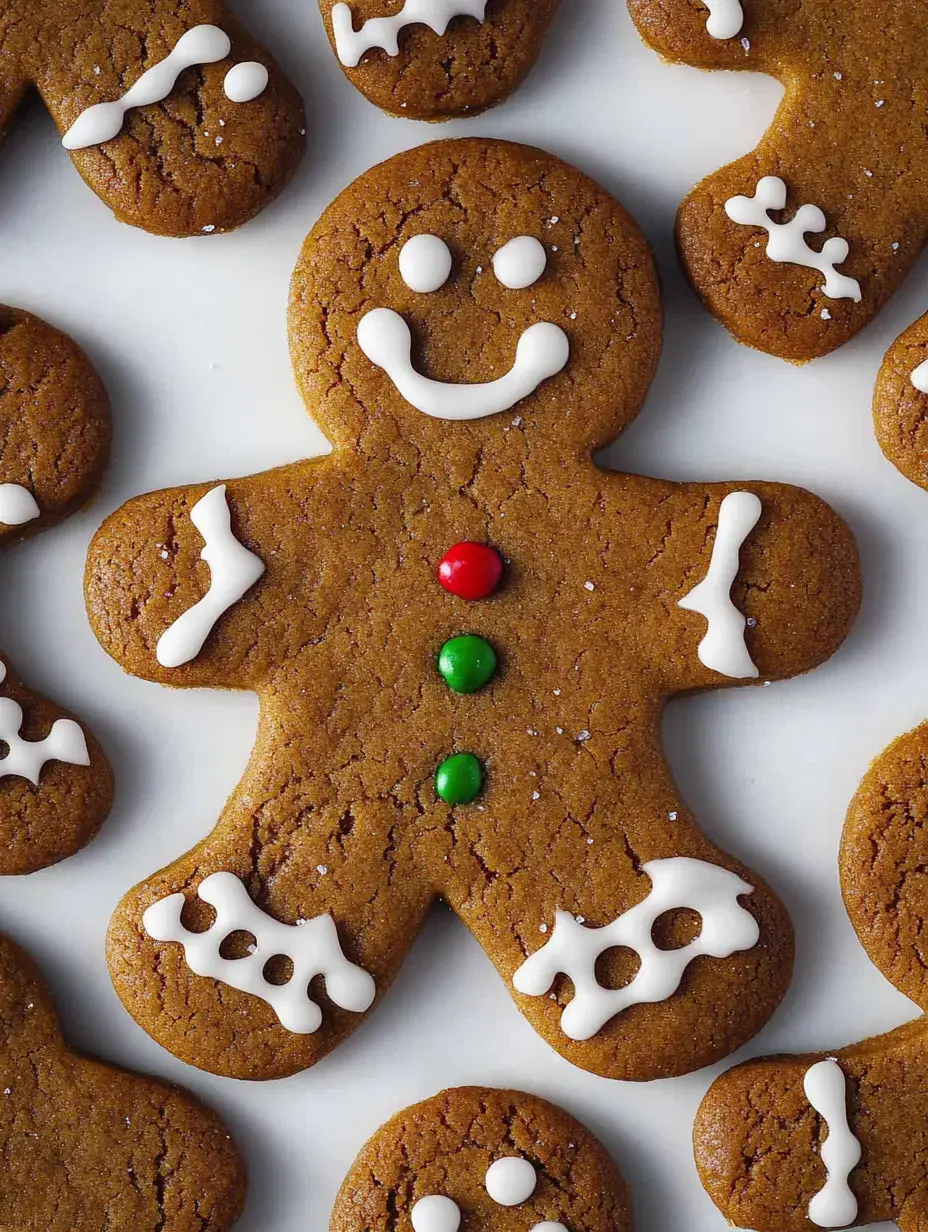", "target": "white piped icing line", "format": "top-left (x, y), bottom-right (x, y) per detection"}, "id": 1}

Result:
top-left (486, 1157), bottom-right (537, 1206)
top-left (0, 484), bottom-right (39, 526)
top-left (410, 1196), bottom-right (461, 1232)
top-left (678, 491), bottom-right (762, 679)
top-left (156, 485), bottom-right (265, 669)
top-left (332, 0), bottom-right (489, 67)
top-left (142, 872), bottom-right (376, 1033)
top-left (0, 661), bottom-right (89, 784)
top-left (357, 309), bottom-right (569, 420)
top-left (704, 0), bottom-right (743, 38)
top-left (513, 857), bottom-right (759, 1041)
top-left (911, 358), bottom-right (928, 393)
top-left (222, 61), bottom-right (269, 103)
top-left (725, 178), bottom-right (861, 302)
top-left (803, 1059), bottom-right (861, 1228)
